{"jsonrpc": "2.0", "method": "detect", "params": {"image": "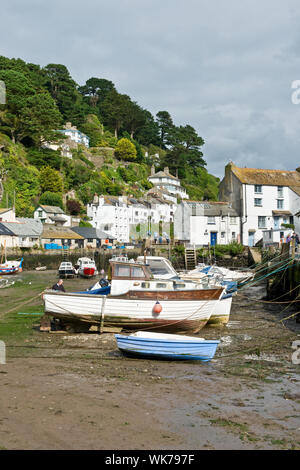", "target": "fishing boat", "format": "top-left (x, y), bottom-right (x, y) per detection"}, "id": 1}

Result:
top-left (0, 243), bottom-right (23, 275)
top-left (181, 264), bottom-right (254, 285)
top-left (76, 257), bottom-right (98, 278)
top-left (137, 255), bottom-right (234, 326)
top-left (115, 331), bottom-right (220, 361)
top-left (43, 258), bottom-right (225, 333)
top-left (0, 258), bottom-right (23, 275)
top-left (58, 261), bottom-right (75, 278)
